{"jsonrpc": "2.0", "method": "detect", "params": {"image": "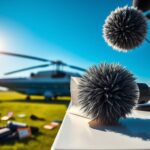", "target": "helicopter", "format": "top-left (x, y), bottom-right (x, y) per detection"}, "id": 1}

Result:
top-left (0, 52), bottom-right (86, 101)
